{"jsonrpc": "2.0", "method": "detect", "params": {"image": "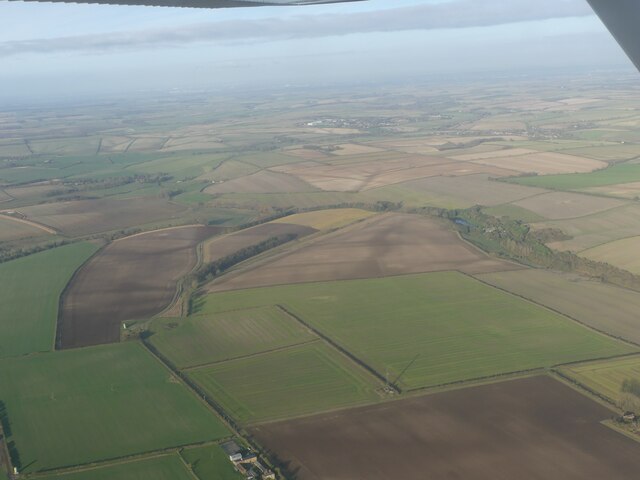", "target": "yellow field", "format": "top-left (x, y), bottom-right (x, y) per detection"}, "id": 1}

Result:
top-left (273, 208), bottom-right (376, 230)
top-left (561, 356), bottom-right (640, 404)
top-left (581, 236), bottom-right (640, 274)
top-left (468, 152), bottom-right (606, 175)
